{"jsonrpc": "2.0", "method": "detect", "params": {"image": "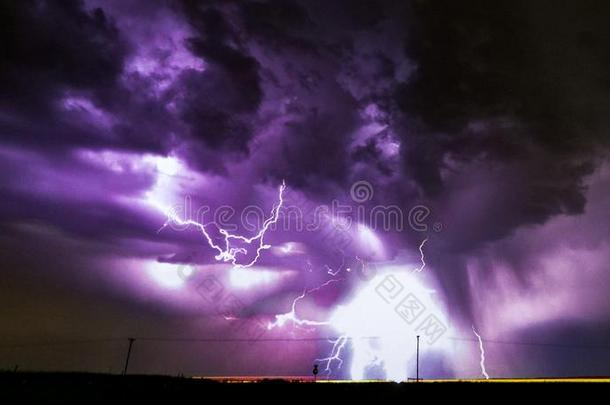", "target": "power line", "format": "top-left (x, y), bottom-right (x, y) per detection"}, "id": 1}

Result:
top-left (133, 336), bottom-right (610, 350)
top-left (1, 336), bottom-right (610, 351)
top-left (447, 336), bottom-right (610, 350)
top-left (0, 338), bottom-right (124, 349)
top-left (134, 336), bottom-right (378, 343)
